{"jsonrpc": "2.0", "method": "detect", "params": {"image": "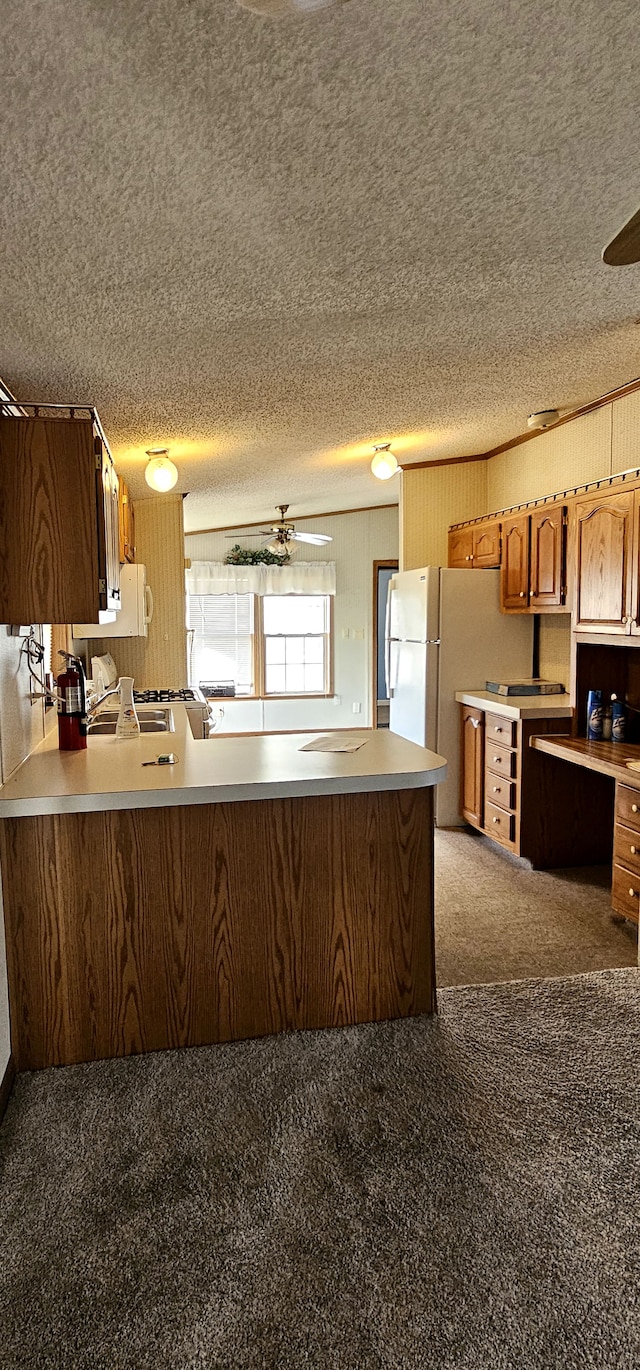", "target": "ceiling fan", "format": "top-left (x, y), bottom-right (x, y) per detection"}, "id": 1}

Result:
top-left (226, 505), bottom-right (333, 556)
top-left (602, 206), bottom-right (640, 265)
